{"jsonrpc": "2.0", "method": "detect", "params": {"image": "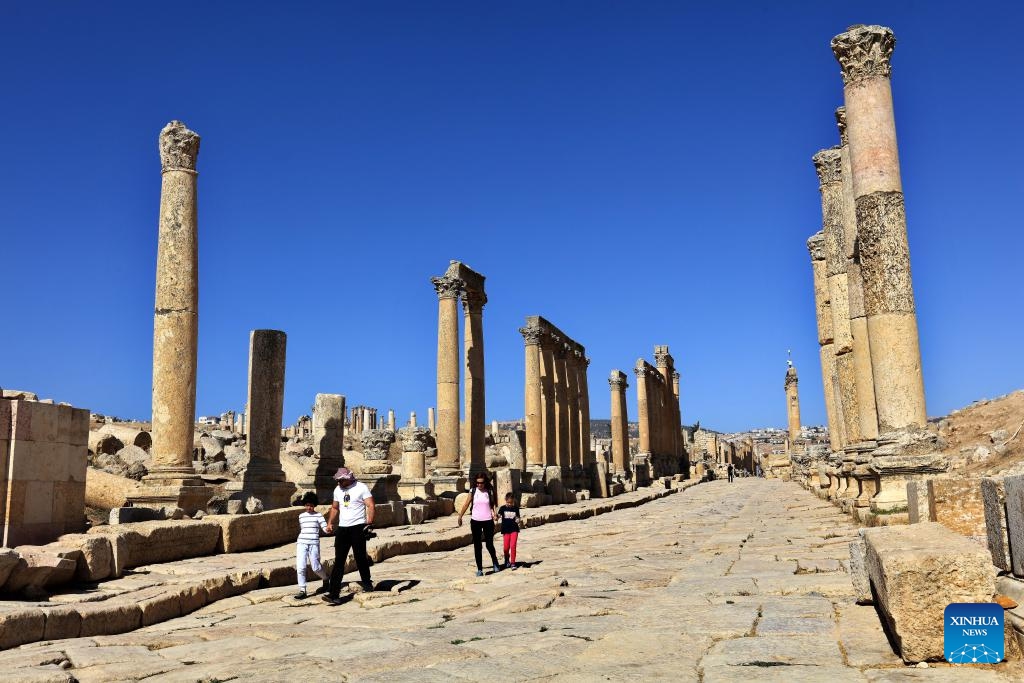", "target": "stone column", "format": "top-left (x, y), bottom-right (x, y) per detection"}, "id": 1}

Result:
top-left (553, 344), bottom-right (571, 470)
top-left (520, 325), bottom-right (544, 470)
top-left (387, 409), bottom-right (396, 431)
top-left (654, 346), bottom-right (677, 468)
top-left (578, 356), bottom-right (593, 465)
top-left (228, 330), bottom-right (294, 508)
top-left (540, 336), bottom-right (558, 467)
top-left (635, 361), bottom-right (651, 454)
top-left (398, 427), bottom-right (434, 500)
top-left (428, 407), bottom-right (435, 433)
top-left (832, 24), bottom-right (926, 432)
top-left (409, 411), bottom-right (416, 427)
top-left (431, 273), bottom-right (462, 475)
top-left (785, 362), bottom-right (801, 448)
top-left (462, 289), bottom-right (487, 477)
top-left (303, 392), bottom-right (345, 501)
top-left (813, 147), bottom-right (862, 446)
top-left (135, 121), bottom-right (212, 514)
top-left (808, 232), bottom-right (844, 451)
top-left (836, 106), bottom-right (880, 442)
top-left (565, 350), bottom-right (582, 470)
top-left (609, 371), bottom-right (630, 476)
